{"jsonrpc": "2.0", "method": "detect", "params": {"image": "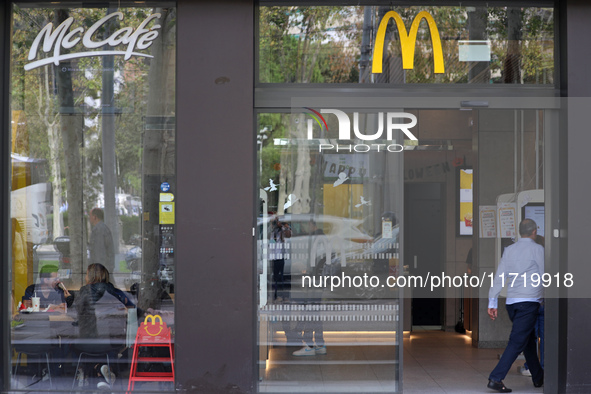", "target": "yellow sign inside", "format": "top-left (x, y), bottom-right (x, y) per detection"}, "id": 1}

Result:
top-left (160, 193), bottom-right (174, 202)
top-left (159, 202), bottom-right (175, 224)
top-left (372, 11), bottom-right (445, 74)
